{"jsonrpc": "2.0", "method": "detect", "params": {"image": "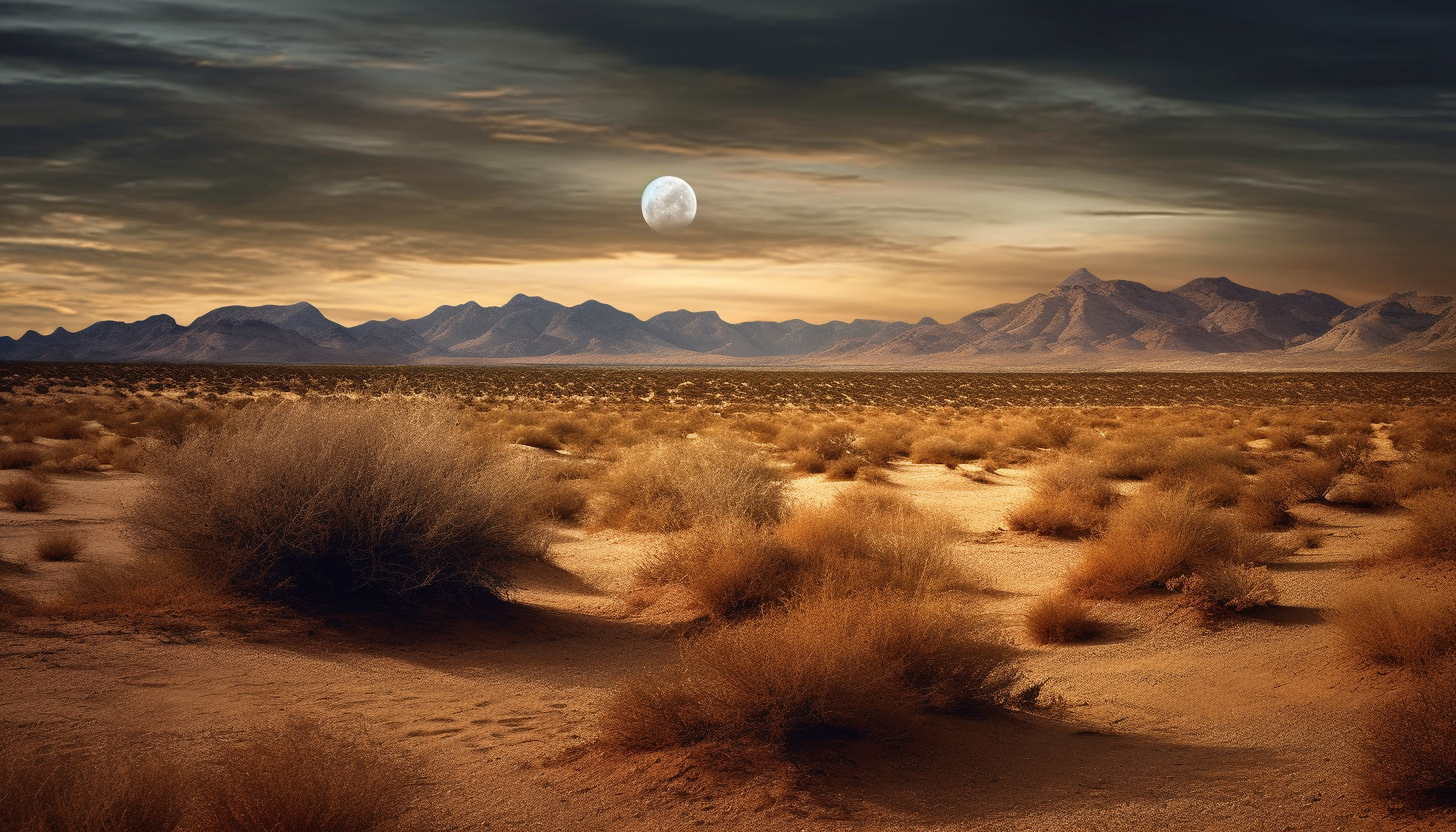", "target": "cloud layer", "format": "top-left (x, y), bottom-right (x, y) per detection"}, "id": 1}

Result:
top-left (1, 0), bottom-right (1453, 335)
